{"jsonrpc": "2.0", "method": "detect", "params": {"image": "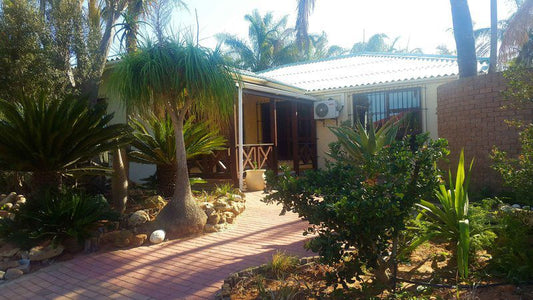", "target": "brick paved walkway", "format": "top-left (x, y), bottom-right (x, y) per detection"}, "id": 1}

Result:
top-left (0, 192), bottom-right (310, 300)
